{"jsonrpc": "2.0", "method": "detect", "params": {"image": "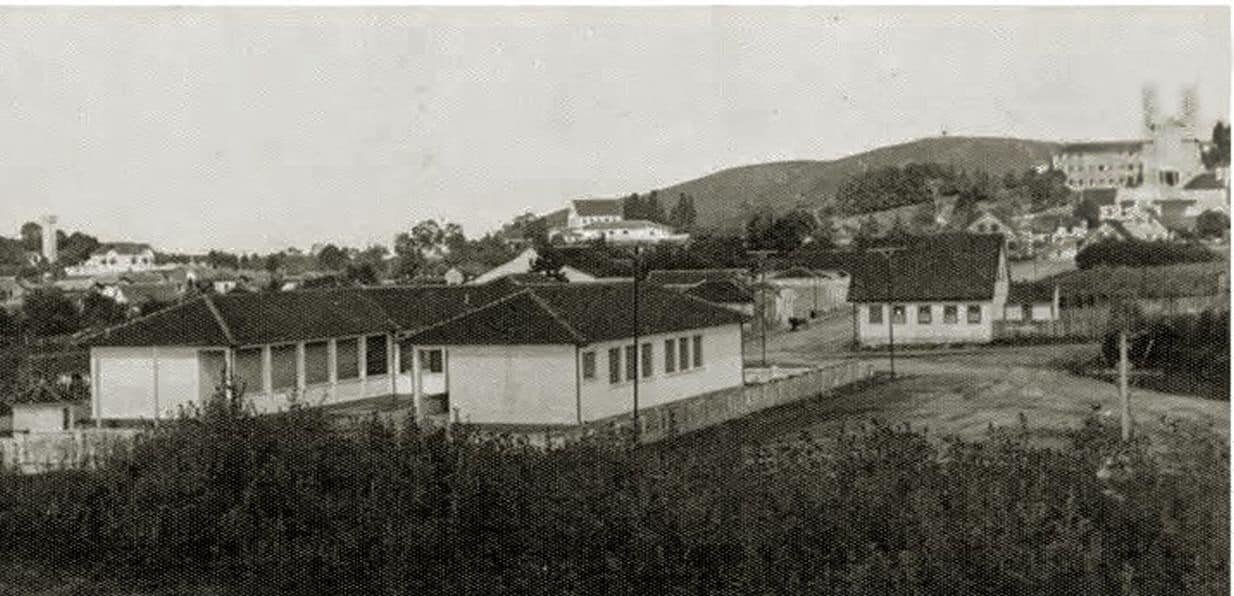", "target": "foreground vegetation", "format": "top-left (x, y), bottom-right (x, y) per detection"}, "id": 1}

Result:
top-left (0, 394), bottom-right (1227, 595)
